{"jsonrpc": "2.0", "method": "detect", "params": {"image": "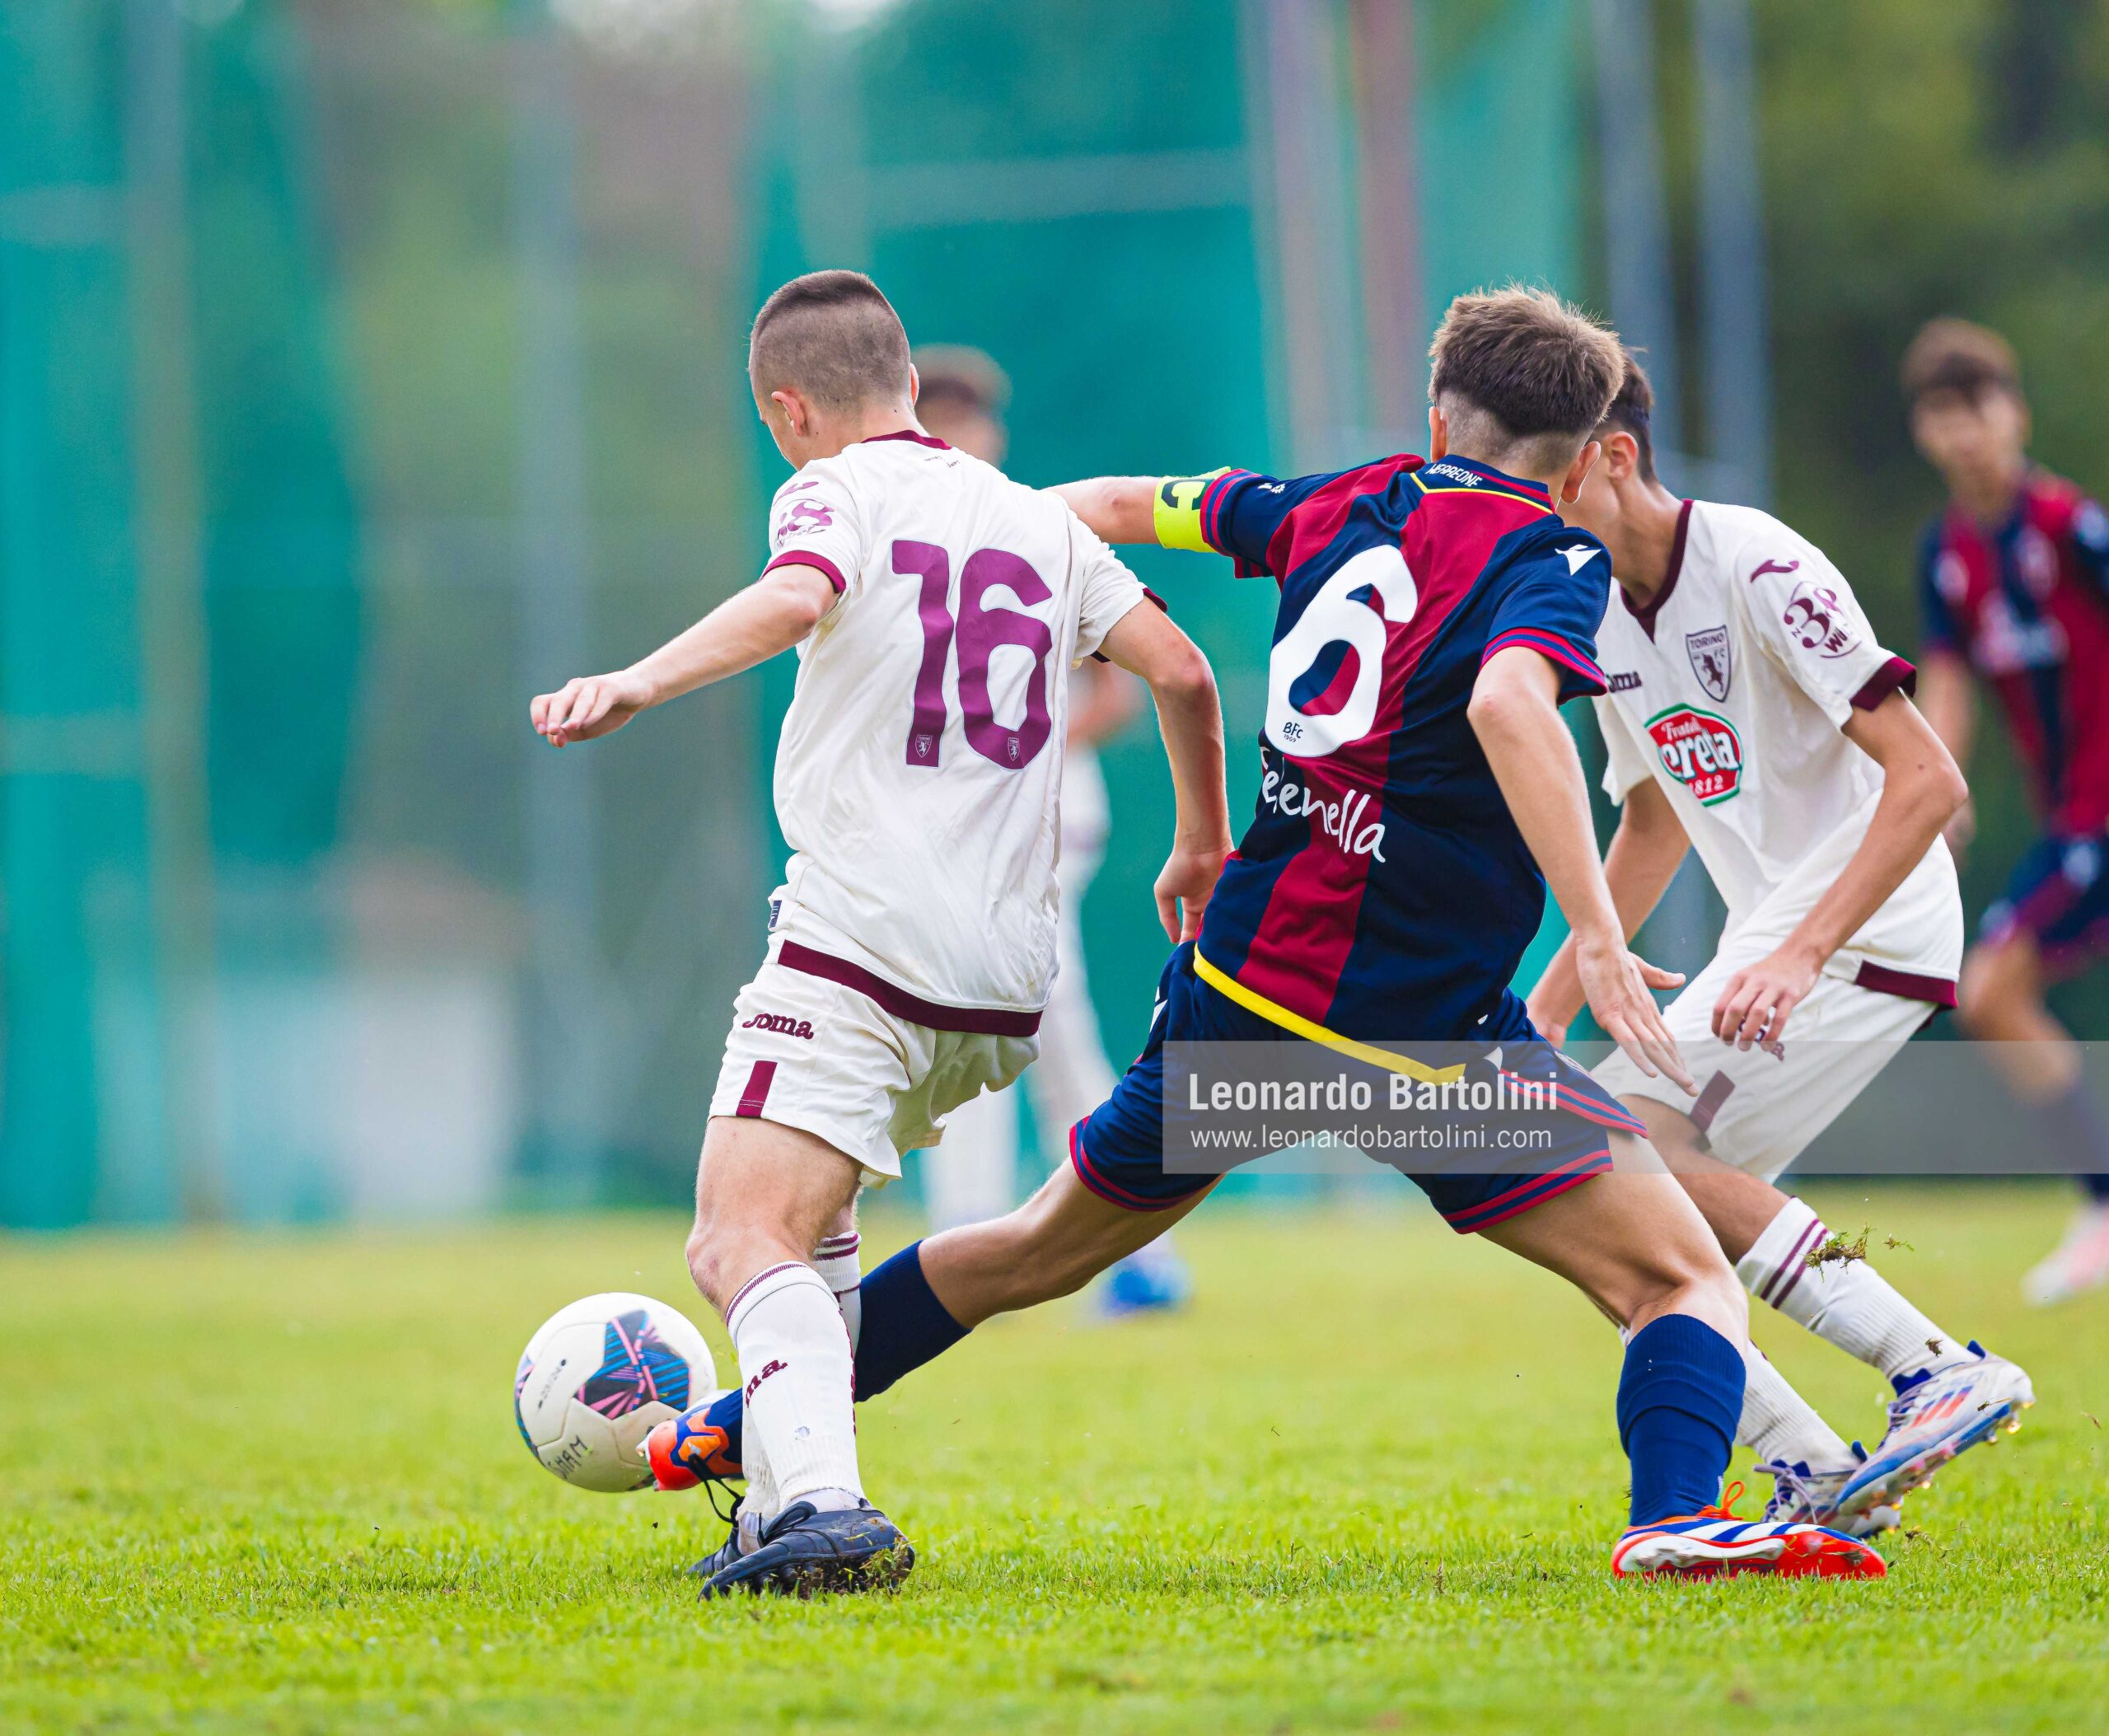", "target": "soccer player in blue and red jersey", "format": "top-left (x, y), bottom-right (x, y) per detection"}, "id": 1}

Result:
top-left (662, 289), bottom-right (1887, 1589)
top-left (1909, 319), bottom-right (2109, 1304)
